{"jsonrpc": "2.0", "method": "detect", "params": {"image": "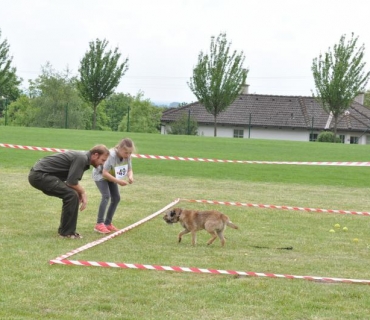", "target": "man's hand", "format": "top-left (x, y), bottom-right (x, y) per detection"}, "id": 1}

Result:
top-left (79, 192), bottom-right (87, 211)
top-left (67, 183), bottom-right (87, 211)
